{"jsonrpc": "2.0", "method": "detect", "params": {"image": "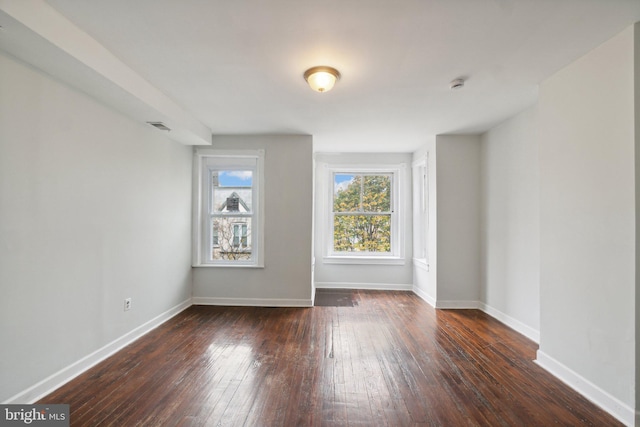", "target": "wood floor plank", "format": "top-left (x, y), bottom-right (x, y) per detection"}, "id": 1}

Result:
top-left (39, 291), bottom-right (623, 426)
